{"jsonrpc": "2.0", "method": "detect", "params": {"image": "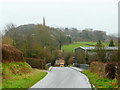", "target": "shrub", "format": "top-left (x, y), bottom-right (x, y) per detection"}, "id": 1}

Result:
top-left (2, 44), bottom-right (24, 62)
top-left (2, 37), bottom-right (13, 46)
top-left (90, 61), bottom-right (105, 77)
top-left (105, 62), bottom-right (116, 79)
top-left (116, 62), bottom-right (120, 84)
top-left (94, 41), bottom-right (107, 62)
top-left (75, 52), bottom-right (86, 64)
top-left (68, 56), bottom-right (73, 64)
top-left (25, 58), bottom-right (46, 69)
top-left (109, 39), bottom-right (115, 47)
top-left (62, 52), bottom-right (73, 65)
top-left (90, 61), bottom-right (117, 79)
top-left (109, 51), bottom-right (119, 62)
top-left (45, 63), bottom-right (51, 69)
top-left (88, 54), bottom-right (100, 64)
top-left (38, 49), bottom-right (52, 63)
